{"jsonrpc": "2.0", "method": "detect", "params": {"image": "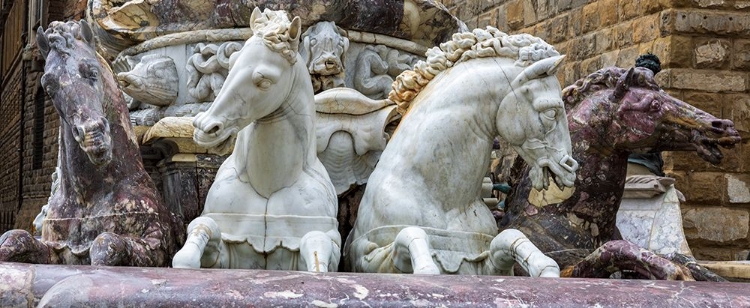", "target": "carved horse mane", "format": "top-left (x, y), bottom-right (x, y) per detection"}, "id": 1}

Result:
top-left (250, 9), bottom-right (301, 64)
top-left (388, 27), bottom-right (560, 114)
top-left (562, 66), bottom-right (661, 111)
